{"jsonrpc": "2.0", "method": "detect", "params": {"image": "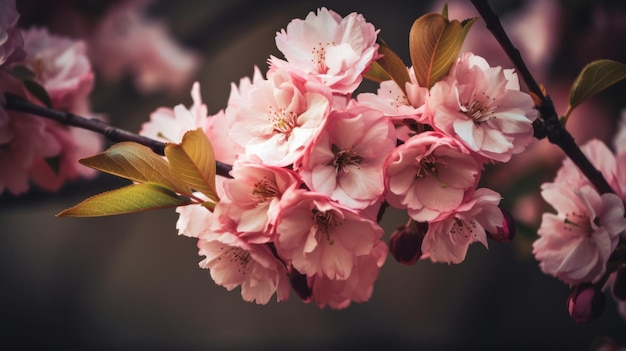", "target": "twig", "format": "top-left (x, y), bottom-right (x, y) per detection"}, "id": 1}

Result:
top-left (470, 0), bottom-right (615, 195)
top-left (3, 93), bottom-right (233, 178)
